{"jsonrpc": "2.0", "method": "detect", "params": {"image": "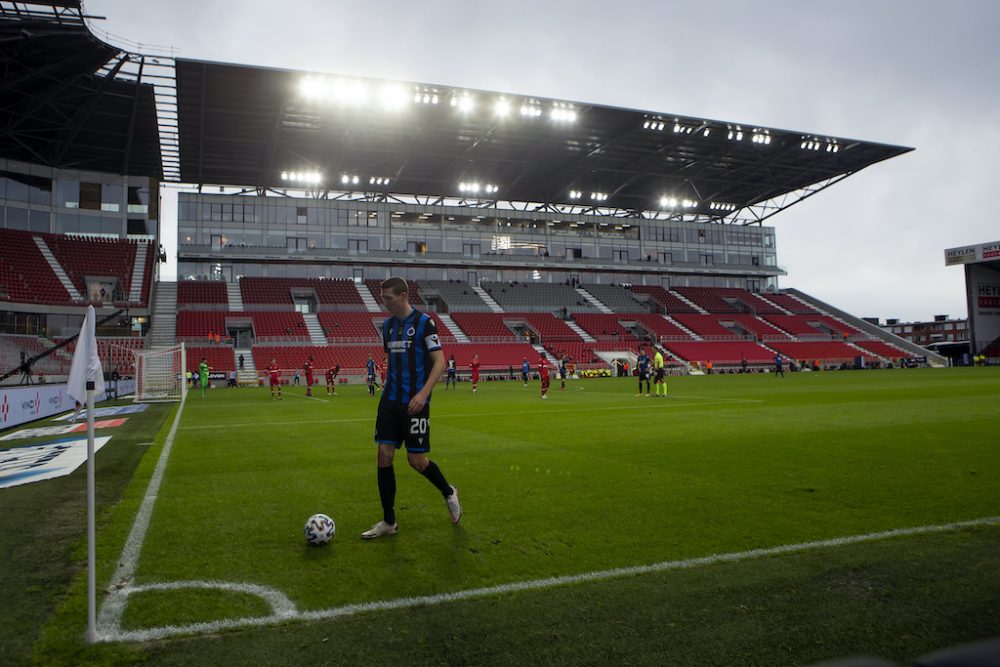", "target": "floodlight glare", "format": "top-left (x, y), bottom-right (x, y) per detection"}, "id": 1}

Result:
top-left (452, 93), bottom-right (475, 113)
top-left (495, 98), bottom-right (511, 117)
top-left (378, 84), bottom-right (409, 111)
